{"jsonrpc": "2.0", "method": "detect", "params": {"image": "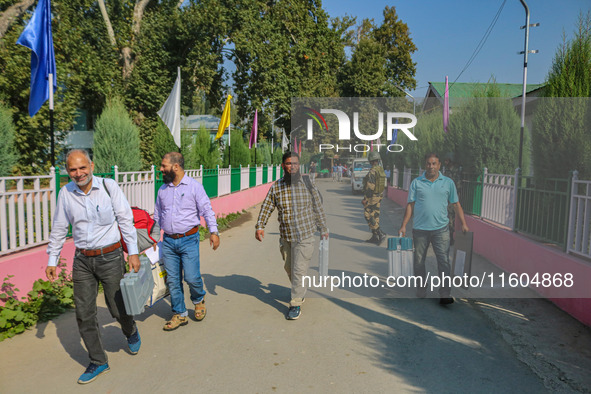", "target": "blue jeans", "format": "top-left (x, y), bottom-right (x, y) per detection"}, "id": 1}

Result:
top-left (413, 226), bottom-right (451, 297)
top-left (161, 232), bottom-right (205, 315)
